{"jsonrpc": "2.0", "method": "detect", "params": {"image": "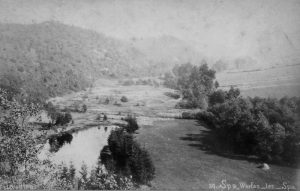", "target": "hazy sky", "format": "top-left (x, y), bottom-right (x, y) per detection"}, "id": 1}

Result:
top-left (0, 0), bottom-right (300, 65)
